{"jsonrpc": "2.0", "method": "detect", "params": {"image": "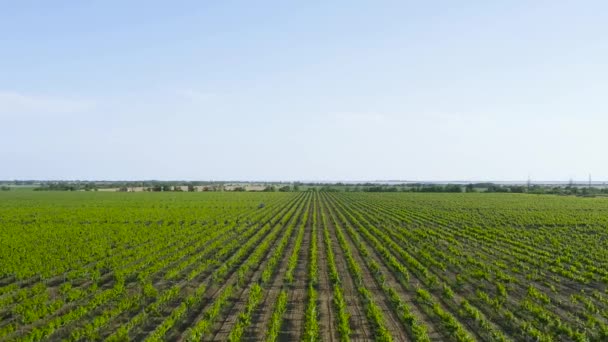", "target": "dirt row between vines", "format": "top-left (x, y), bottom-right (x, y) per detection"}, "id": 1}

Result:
top-left (198, 195), bottom-right (311, 341)
top-left (320, 195), bottom-right (375, 341)
top-left (215, 195), bottom-right (310, 341)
